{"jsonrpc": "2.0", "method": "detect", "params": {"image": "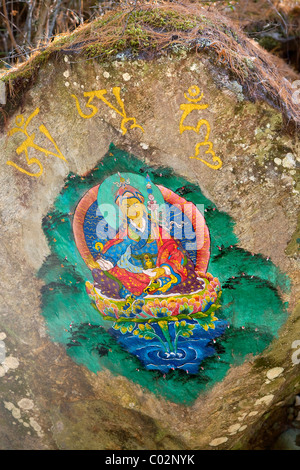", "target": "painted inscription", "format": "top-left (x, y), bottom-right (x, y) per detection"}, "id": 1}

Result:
top-left (6, 84), bottom-right (223, 179)
top-left (71, 86), bottom-right (144, 135)
top-left (180, 86), bottom-right (223, 170)
top-left (6, 108), bottom-right (67, 177)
